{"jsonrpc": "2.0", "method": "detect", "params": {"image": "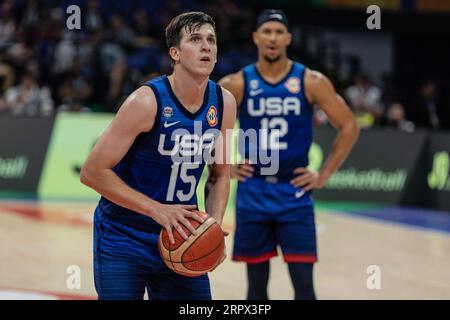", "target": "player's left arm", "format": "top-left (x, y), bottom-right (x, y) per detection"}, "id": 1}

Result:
top-left (205, 88), bottom-right (236, 229)
top-left (291, 69), bottom-right (360, 191)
